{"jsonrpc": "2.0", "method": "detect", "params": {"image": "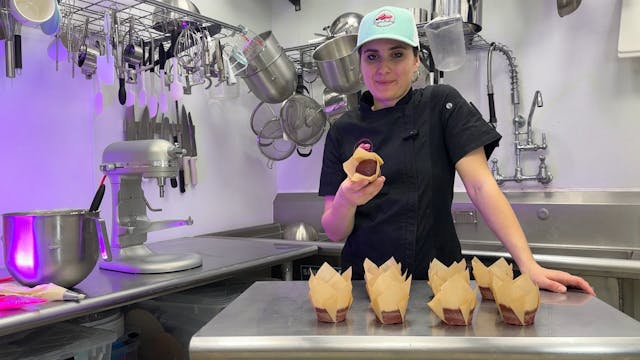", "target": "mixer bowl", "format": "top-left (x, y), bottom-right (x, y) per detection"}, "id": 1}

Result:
top-left (312, 34), bottom-right (363, 94)
top-left (2, 209), bottom-right (111, 288)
